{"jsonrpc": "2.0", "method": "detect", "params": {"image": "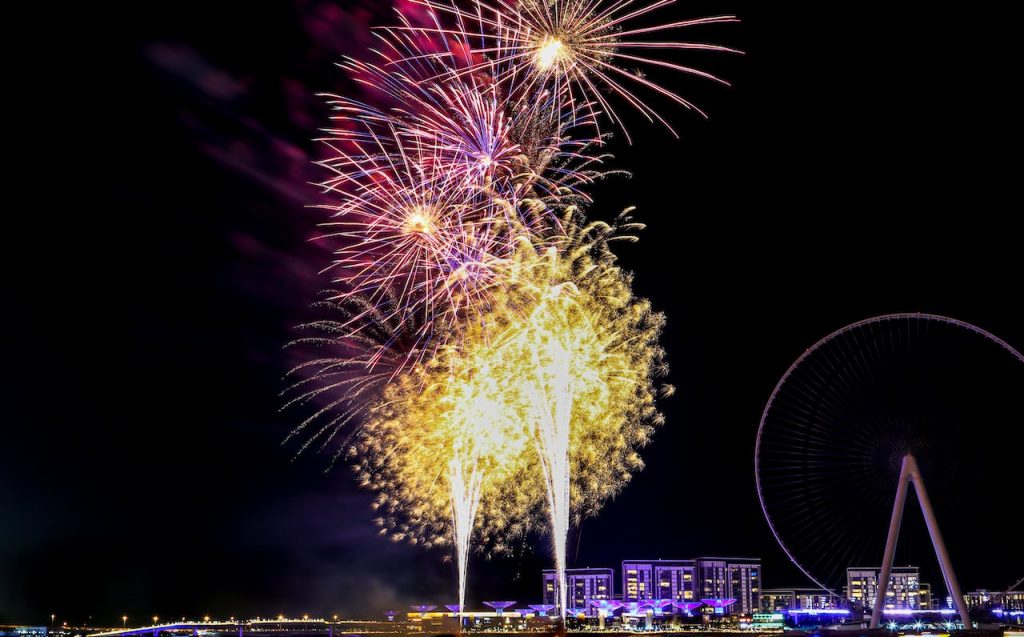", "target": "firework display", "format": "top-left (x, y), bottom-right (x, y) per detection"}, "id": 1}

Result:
top-left (286, 0), bottom-right (730, 619)
top-left (407, 0), bottom-right (738, 138)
